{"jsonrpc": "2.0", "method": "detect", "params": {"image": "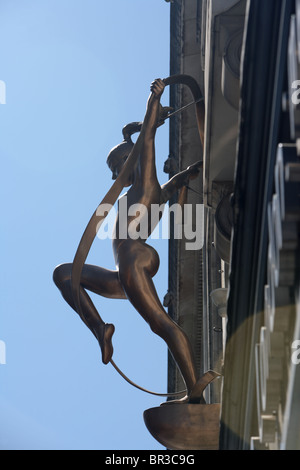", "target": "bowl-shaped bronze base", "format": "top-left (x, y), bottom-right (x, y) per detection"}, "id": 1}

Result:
top-left (144, 403), bottom-right (220, 450)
